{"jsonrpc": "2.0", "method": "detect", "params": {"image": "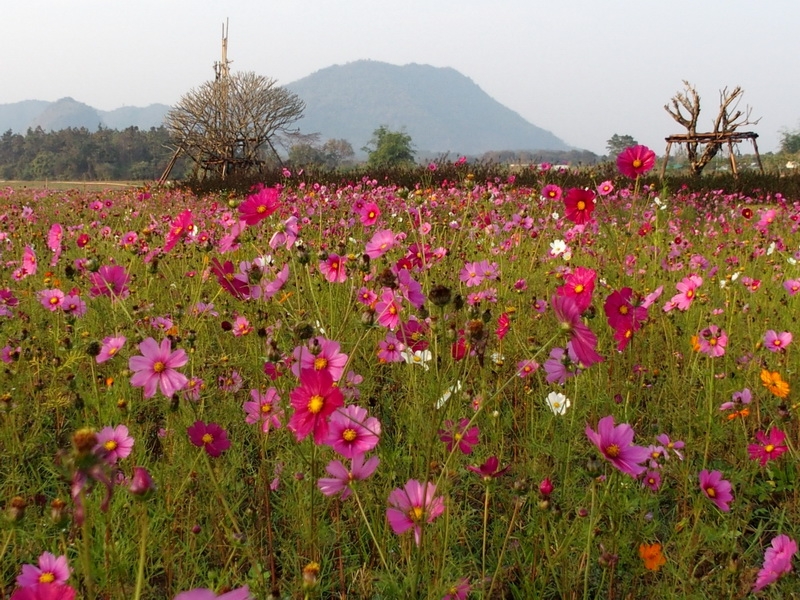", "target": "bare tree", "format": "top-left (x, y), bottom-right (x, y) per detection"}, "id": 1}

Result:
top-left (664, 81), bottom-right (760, 176)
top-left (165, 71), bottom-right (305, 178)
